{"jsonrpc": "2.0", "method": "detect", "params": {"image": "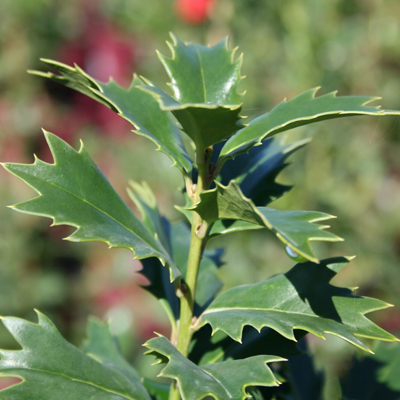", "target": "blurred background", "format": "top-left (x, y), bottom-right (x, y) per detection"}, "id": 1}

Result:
top-left (1, 0), bottom-right (400, 395)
